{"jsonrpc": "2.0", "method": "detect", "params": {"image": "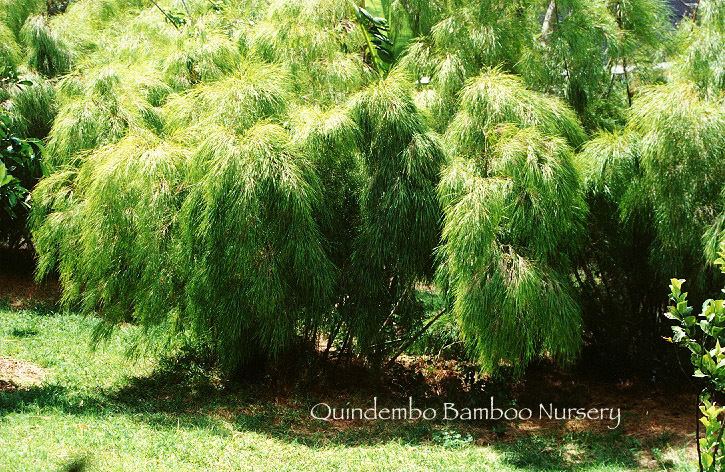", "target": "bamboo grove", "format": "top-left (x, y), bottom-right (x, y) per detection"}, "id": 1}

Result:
top-left (0, 0), bottom-right (722, 375)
